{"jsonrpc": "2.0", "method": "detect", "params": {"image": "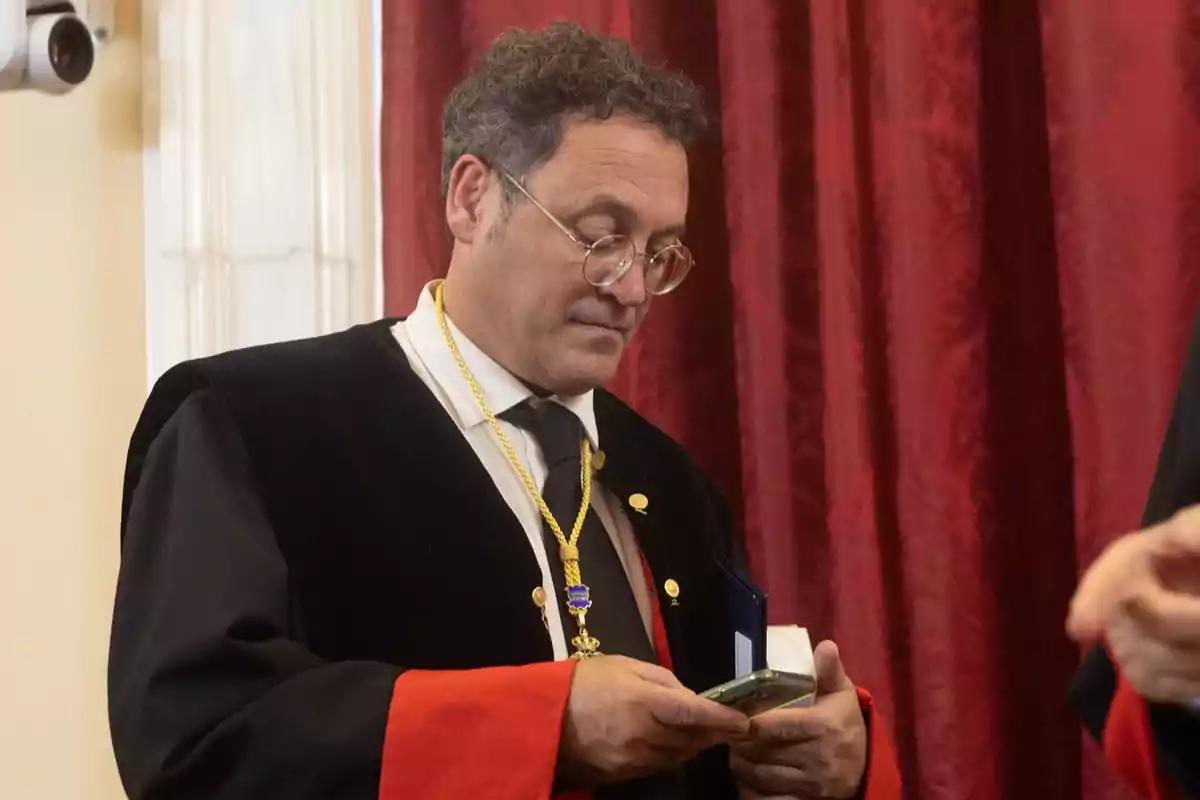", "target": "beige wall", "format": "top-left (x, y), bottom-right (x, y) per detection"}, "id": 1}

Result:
top-left (0, 1), bottom-right (144, 798)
